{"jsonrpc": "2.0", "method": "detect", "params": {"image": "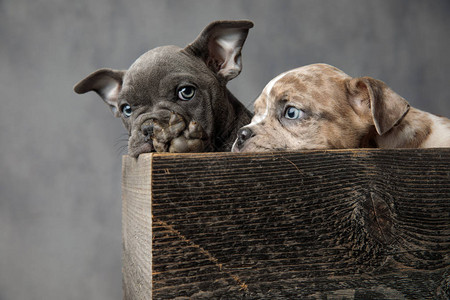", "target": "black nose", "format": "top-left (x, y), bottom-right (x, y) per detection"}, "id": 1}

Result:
top-left (141, 122), bottom-right (154, 138)
top-left (236, 127), bottom-right (254, 148)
